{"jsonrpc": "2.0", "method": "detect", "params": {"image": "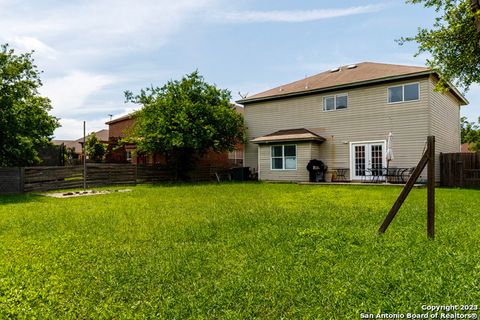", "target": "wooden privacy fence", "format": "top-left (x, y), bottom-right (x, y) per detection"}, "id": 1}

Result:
top-left (136, 165), bottom-right (173, 184)
top-left (0, 167), bottom-right (24, 194)
top-left (440, 152), bottom-right (480, 187)
top-left (0, 164), bottom-right (230, 194)
top-left (24, 164), bottom-right (137, 192)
